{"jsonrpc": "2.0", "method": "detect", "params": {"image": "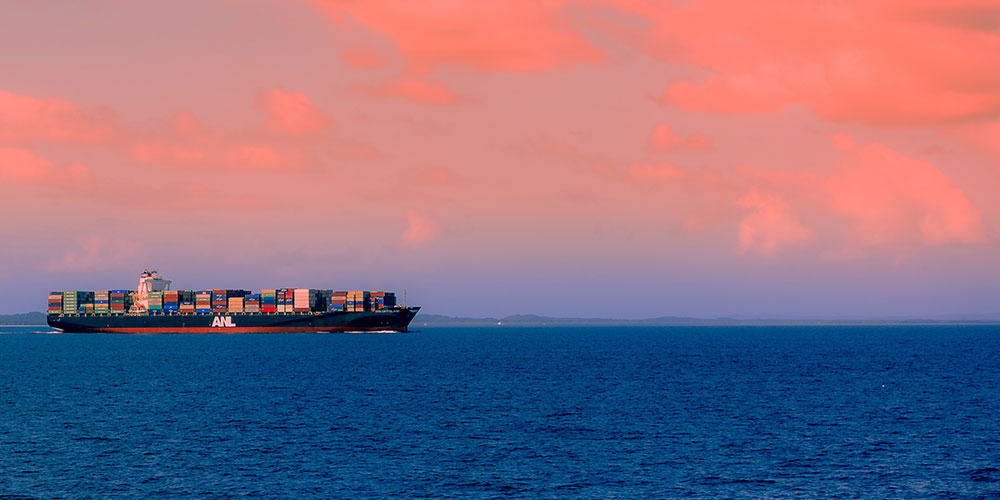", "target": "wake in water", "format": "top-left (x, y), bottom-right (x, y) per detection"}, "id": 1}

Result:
top-left (0, 326), bottom-right (58, 334)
